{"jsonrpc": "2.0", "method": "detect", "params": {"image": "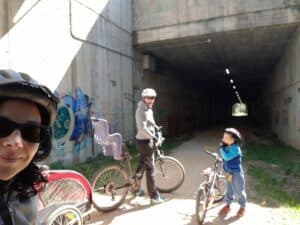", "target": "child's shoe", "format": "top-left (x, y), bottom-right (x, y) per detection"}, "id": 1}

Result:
top-left (236, 207), bottom-right (245, 217)
top-left (218, 205), bottom-right (230, 215)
